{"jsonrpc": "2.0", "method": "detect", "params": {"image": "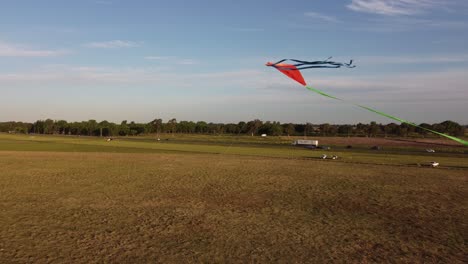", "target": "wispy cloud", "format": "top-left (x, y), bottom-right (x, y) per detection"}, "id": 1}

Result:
top-left (1, 64), bottom-right (467, 101)
top-left (144, 56), bottom-right (172, 60)
top-left (144, 56), bottom-right (197, 65)
top-left (346, 15), bottom-right (468, 32)
top-left (347, 0), bottom-right (440, 16)
top-left (0, 65), bottom-right (243, 87)
top-left (0, 41), bottom-right (68, 57)
top-left (304, 12), bottom-right (340, 23)
top-left (177, 59), bottom-right (197, 65)
top-left (1, 65), bottom-right (467, 123)
top-left (84, 40), bottom-right (142, 48)
top-left (358, 54), bottom-right (468, 64)
top-left (345, 1), bottom-right (468, 32)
